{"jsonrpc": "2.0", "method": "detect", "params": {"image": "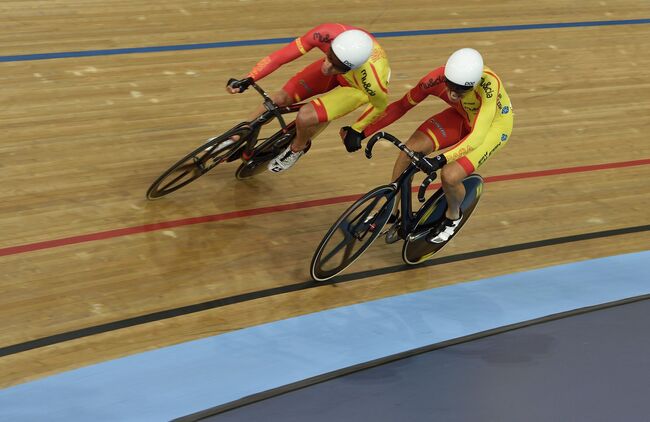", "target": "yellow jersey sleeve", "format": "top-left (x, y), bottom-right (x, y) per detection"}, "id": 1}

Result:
top-left (345, 42), bottom-right (391, 132)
